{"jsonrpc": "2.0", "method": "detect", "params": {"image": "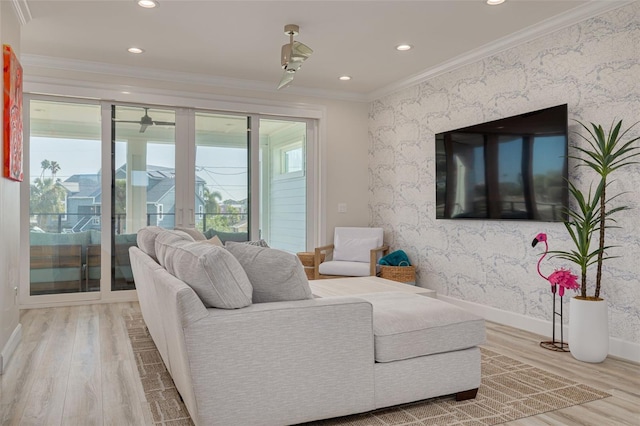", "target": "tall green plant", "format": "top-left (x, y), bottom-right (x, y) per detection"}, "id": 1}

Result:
top-left (549, 180), bottom-right (603, 297)
top-left (573, 120), bottom-right (640, 298)
top-left (551, 120), bottom-right (640, 299)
